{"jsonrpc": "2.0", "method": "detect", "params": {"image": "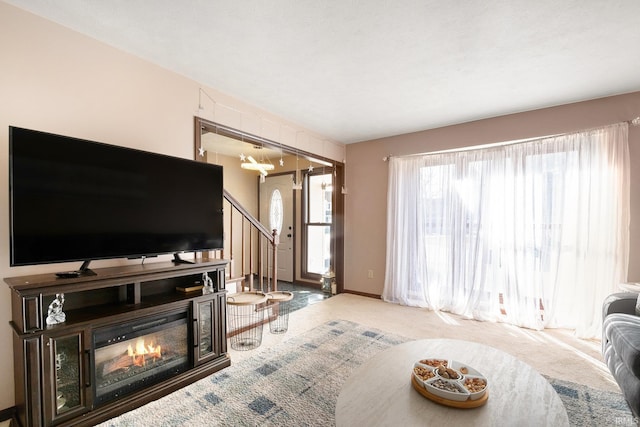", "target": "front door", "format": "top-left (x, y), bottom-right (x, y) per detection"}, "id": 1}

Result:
top-left (260, 174), bottom-right (294, 282)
